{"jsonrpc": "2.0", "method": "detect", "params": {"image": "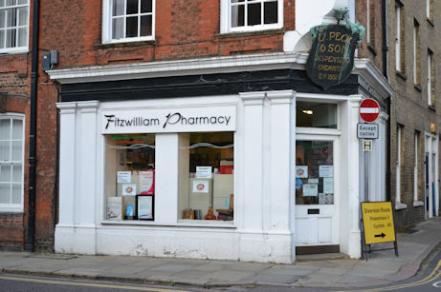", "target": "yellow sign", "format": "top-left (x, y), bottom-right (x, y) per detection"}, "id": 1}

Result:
top-left (361, 201), bottom-right (396, 244)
